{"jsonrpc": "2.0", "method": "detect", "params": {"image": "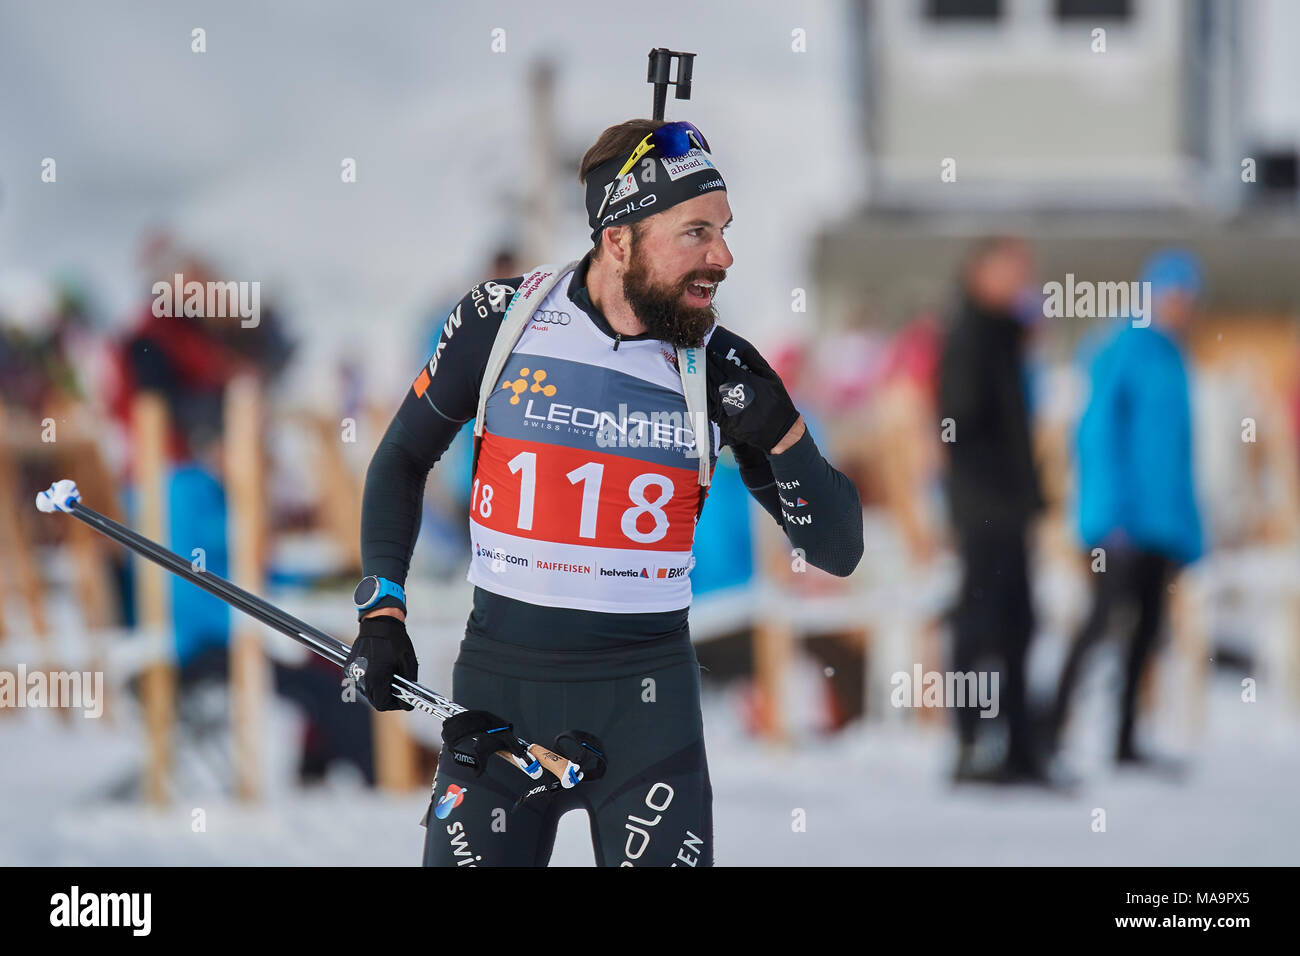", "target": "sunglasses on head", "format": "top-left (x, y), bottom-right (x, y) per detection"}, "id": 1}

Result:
top-left (594, 121), bottom-right (711, 222)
